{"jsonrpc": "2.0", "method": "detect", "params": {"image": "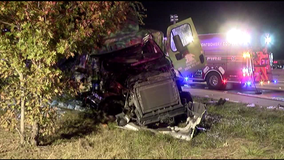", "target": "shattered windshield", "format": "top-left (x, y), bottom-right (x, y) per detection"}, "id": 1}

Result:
top-left (106, 37), bottom-right (164, 64)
